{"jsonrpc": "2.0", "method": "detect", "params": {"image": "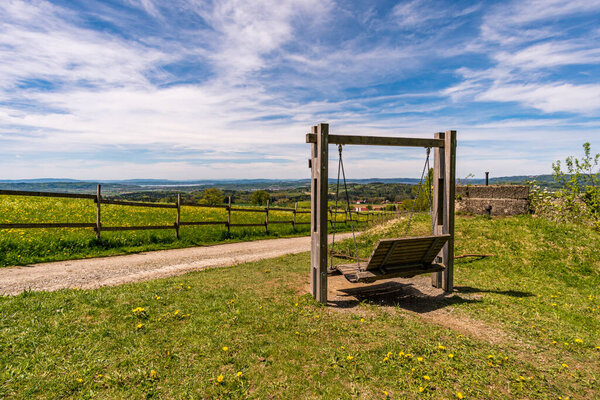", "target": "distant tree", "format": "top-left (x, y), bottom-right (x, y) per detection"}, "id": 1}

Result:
top-left (200, 188), bottom-right (225, 205)
top-left (412, 168), bottom-right (434, 211)
top-left (366, 204), bottom-right (373, 210)
top-left (384, 204), bottom-right (397, 211)
top-left (251, 190), bottom-right (270, 206)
